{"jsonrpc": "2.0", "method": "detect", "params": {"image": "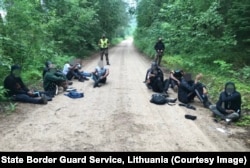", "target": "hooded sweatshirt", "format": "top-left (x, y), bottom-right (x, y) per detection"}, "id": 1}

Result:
top-left (216, 82), bottom-right (242, 115)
